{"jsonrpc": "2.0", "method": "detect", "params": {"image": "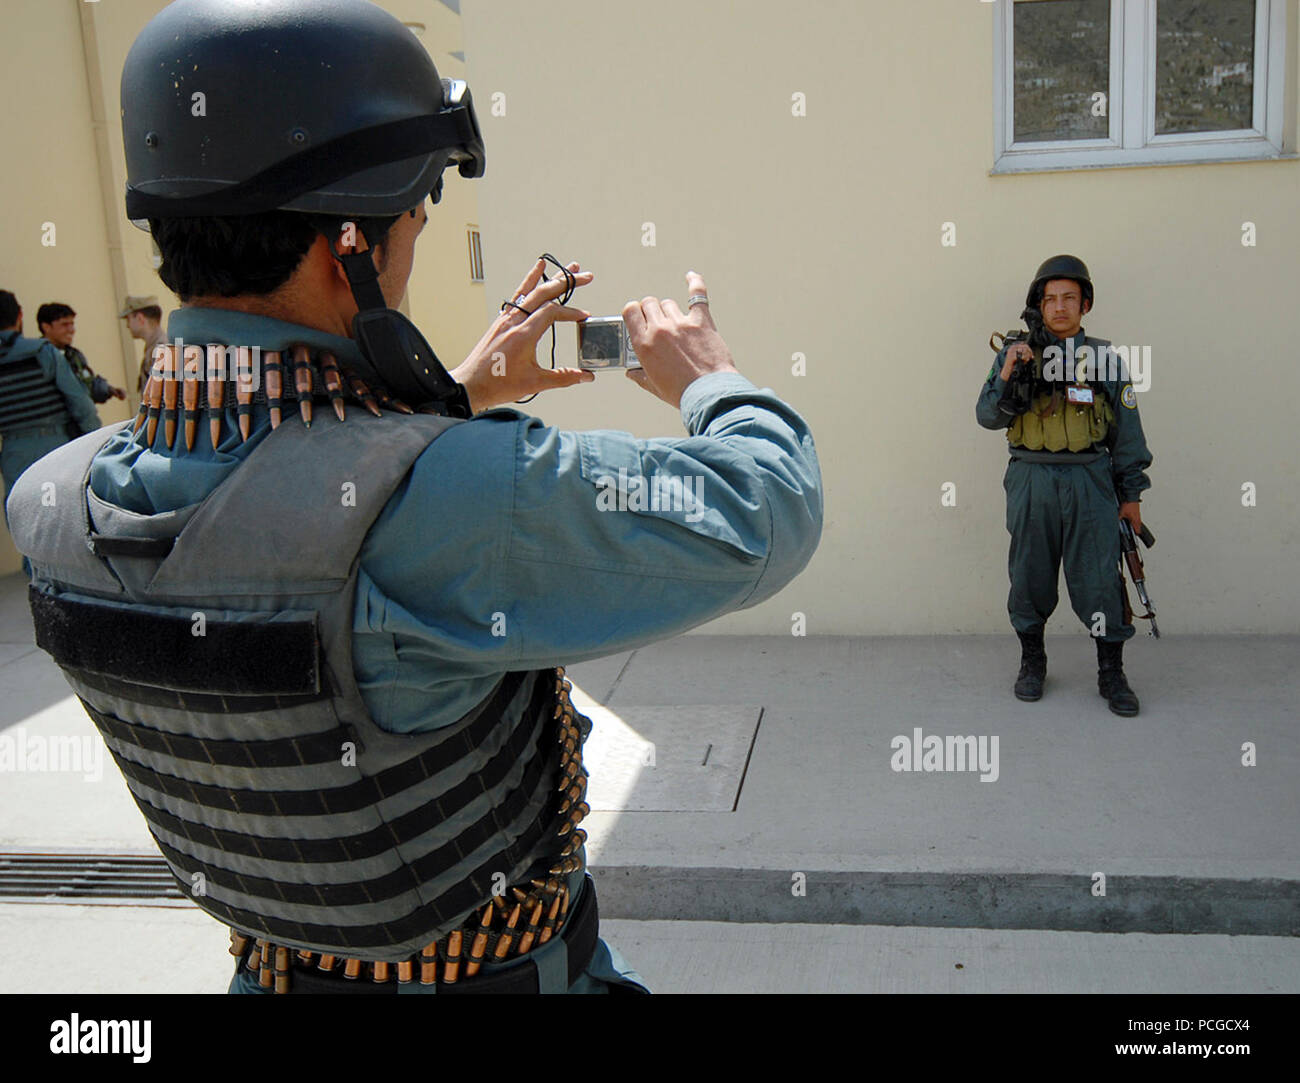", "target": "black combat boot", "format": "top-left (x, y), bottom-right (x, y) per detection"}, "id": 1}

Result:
top-left (1014, 629), bottom-right (1047, 701)
top-left (1096, 639), bottom-right (1140, 716)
